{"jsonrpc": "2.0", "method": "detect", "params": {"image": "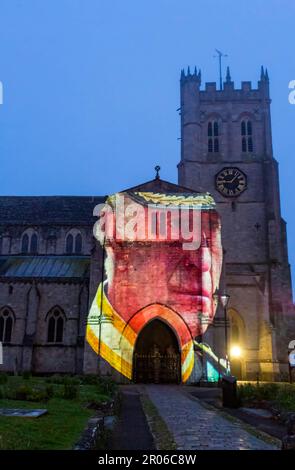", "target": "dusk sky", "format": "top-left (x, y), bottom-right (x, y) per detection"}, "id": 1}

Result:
top-left (0, 0), bottom-right (294, 290)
